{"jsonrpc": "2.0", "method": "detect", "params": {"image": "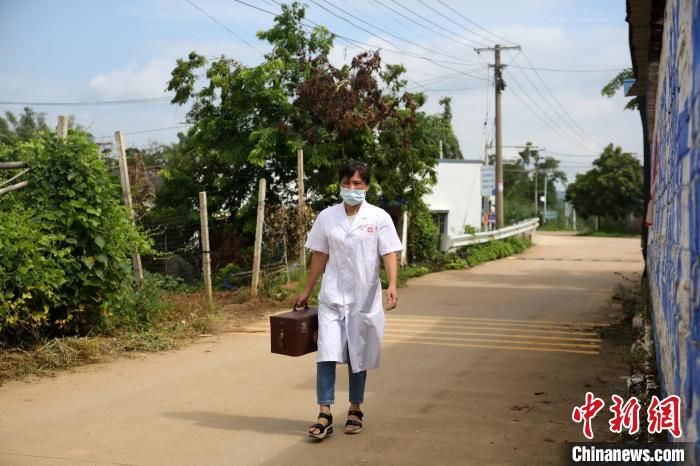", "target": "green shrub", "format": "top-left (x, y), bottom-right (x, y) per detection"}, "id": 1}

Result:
top-left (444, 259), bottom-right (468, 270)
top-left (1, 131), bottom-right (150, 342)
top-left (0, 208), bottom-right (68, 341)
top-left (407, 203), bottom-right (440, 263)
top-left (504, 199), bottom-right (536, 225)
top-left (458, 237), bottom-right (532, 268)
top-left (213, 262), bottom-right (250, 290)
